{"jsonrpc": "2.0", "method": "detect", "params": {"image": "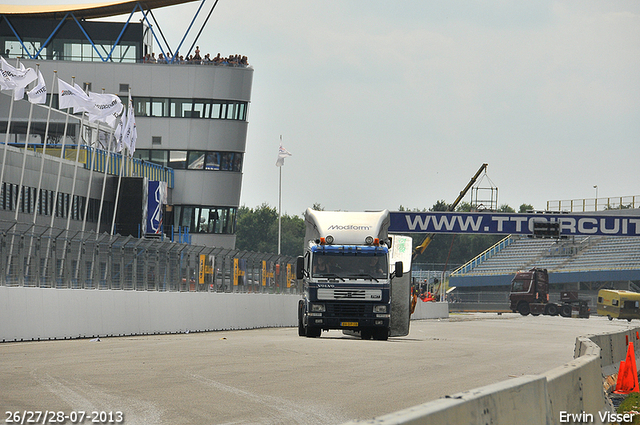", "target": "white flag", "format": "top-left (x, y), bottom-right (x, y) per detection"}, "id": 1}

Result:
top-left (27, 70), bottom-right (47, 104)
top-left (122, 92), bottom-right (137, 155)
top-left (57, 78), bottom-right (92, 112)
top-left (0, 57), bottom-right (37, 100)
top-left (276, 143), bottom-right (292, 167)
top-left (87, 91), bottom-right (123, 127)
